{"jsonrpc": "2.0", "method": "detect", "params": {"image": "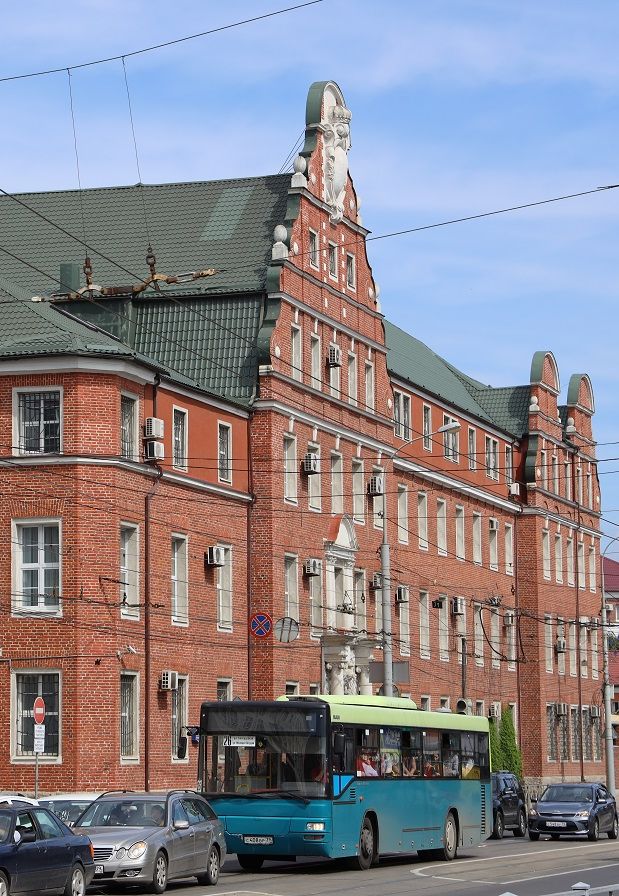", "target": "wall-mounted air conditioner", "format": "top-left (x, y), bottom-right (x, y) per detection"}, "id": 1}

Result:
top-left (144, 440), bottom-right (164, 460)
top-left (509, 482), bottom-right (521, 497)
top-left (327, 345), bottom-right (342, 368)
top-left (205, 546), bottom-right (225, 567)
top-left (555, 637), bottom-right (567, 654)
top-left (395, 586), bottom-right (408, 604)
top-left (367, 475), bottom-right (384, 496)
top-left (160, 670), bottom-right (178, 691)
top-left (303, 558), bottom-right (322, 577)
top-left (451, 596), bottom-right (465, 616)
top-left (303, 452), bottom-right (320, 474)
top-left (503, 610), bottom-right (515, 627)
top-left (489, 704), bottom-right (500, 719)
top-left (144, 417), bottom-right (164, 439)
top-left (555, 702), bottom-right (568, 717)
top-left (370, 573), bottom-right (382, 590)
top-left (590, 705), bottom-right (601, 718)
